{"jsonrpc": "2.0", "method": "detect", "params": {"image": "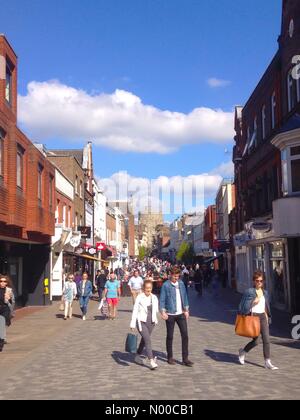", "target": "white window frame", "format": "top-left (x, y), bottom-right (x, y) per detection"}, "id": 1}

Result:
top-left (5, 64), bottom-right (12, 105)
top-left (271, 92), bottom-right (276, 130)
top-left (75, 175), bottom-right (78, 195)
top-left (282, 144), bottom-right (300, 195)
top-left (287, 71), bottom-right (295, 112)
top-left (80, 180), bottom-right (83, 199)
top-left (249, 117), bottom-right (257, 150)
top-left (262, 105), bottom-right (266, 140)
